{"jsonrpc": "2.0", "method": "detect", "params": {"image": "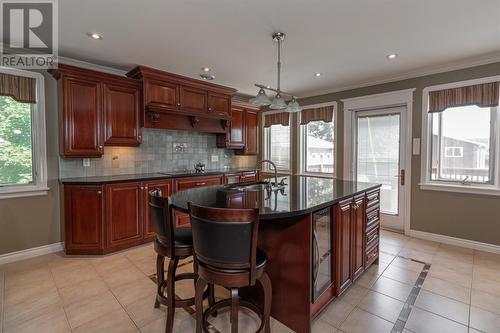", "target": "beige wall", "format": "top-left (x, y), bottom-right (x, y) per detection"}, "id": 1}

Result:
top-left (299, 61), bottom-right (500, 245)
top-left (0, 72), bottom-right (62, 255)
